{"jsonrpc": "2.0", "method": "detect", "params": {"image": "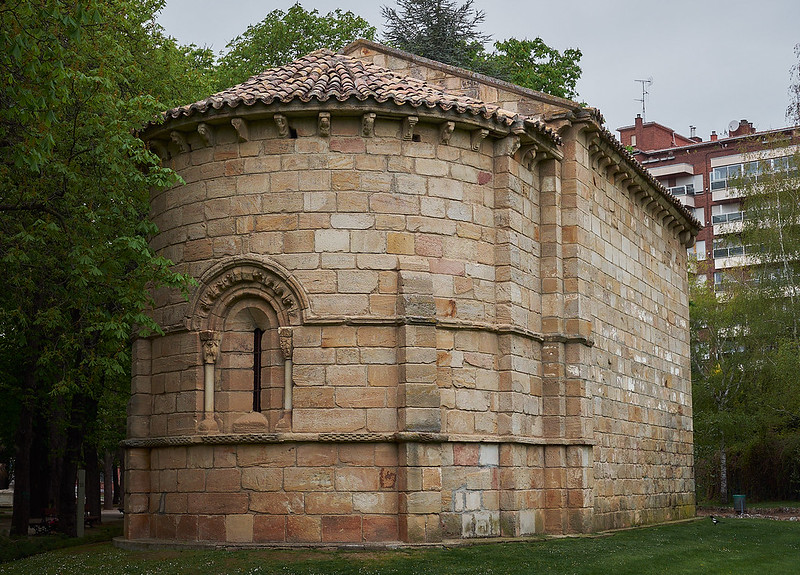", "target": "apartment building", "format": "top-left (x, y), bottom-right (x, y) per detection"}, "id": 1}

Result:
top-left (618, 115), bottom-right (799, 287)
